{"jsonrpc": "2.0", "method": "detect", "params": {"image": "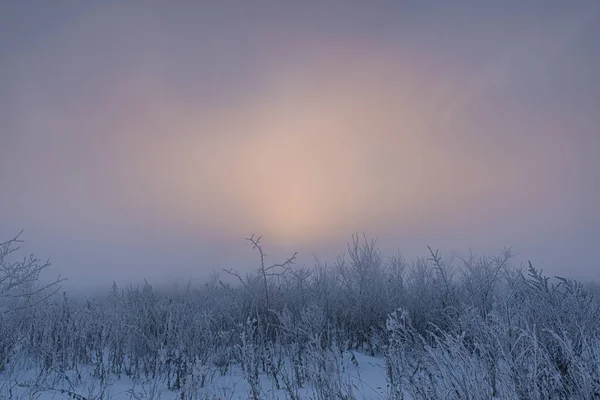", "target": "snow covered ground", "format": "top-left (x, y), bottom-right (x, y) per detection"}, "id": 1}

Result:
top-left (1, 351), bottom-right (389, 400)
top-left (3, 237), bottom-right (600, 399)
